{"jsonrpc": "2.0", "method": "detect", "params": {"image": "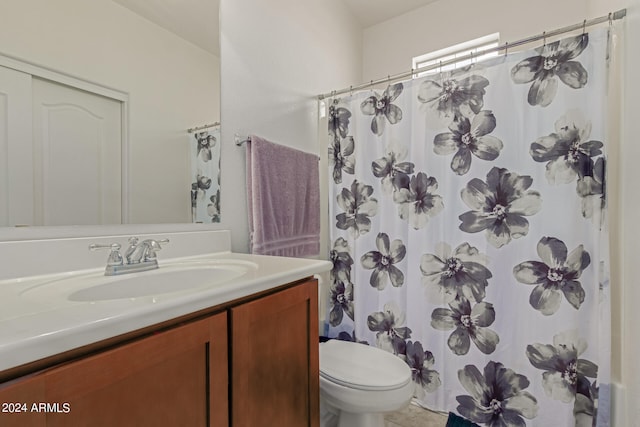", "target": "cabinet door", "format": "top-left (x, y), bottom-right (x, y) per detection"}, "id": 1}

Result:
top-left (0, 312), bottom-right (228, 427)
top-left (230, 280), bottom-right (319, 427)
top-left (0, 374), bottom-right (46, 426)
